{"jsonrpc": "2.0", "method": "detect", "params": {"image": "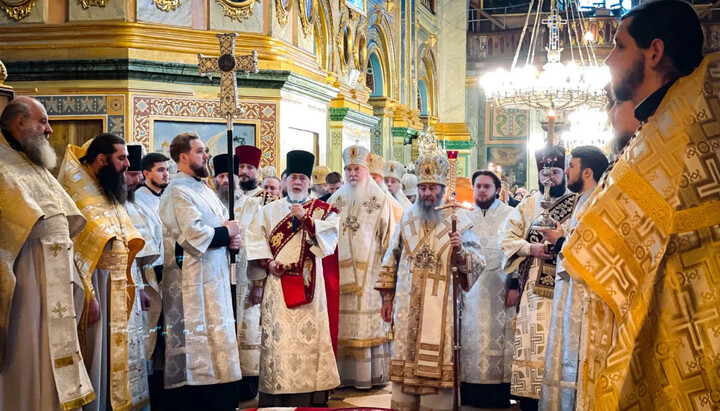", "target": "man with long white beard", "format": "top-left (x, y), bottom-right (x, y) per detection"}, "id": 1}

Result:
top-left (499, 144), bottom-right (577, 411)
top-left (58, 133), bottom-right (145, 411)
top-left (123, 144), bottom-right (156, 410)
top-left (133, 152), bottom-right (170, 409)
top-left (384, 160), bottom-right (412, 210)
top-left (0, 97), bottom-right (95, 411)
top-left (246, 150), bottom-right (340, 407)
top-left (159, 133), bottom-right (243, 410)
top-left (375, 151), bottom-right (486, 411)
top-left (328, 145), bottom-right (395, 389)
top-left (461, 170), bottom-right (516, 409)
top-left (211, 152), bottom-right (265, 401)
top-left (367, 152), bottom-right (405, 222)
